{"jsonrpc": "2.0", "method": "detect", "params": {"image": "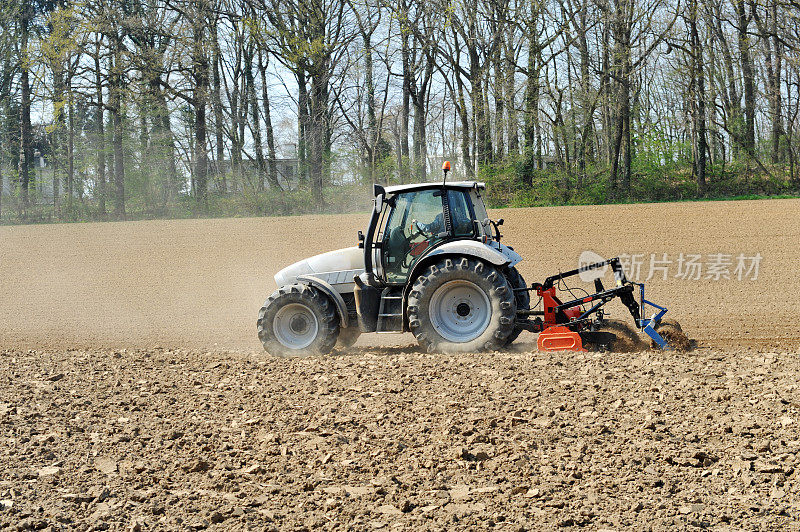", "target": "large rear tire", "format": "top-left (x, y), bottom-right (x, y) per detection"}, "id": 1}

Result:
top-left (407, 258), bottom-right (516, 353)
top-left (504, 266), bottom-right (530, 346)
top-left (257, 284), bottom-right (339, 357)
